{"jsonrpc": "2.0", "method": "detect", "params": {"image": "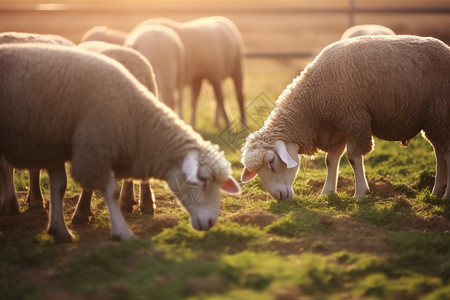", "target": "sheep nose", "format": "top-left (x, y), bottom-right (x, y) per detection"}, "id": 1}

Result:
top-left (208, 218), bottom-right (215, 230)
top-left (193, 217), bottom-right (216, 231)
top-left (200, 218), bottom-right (215, 231)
